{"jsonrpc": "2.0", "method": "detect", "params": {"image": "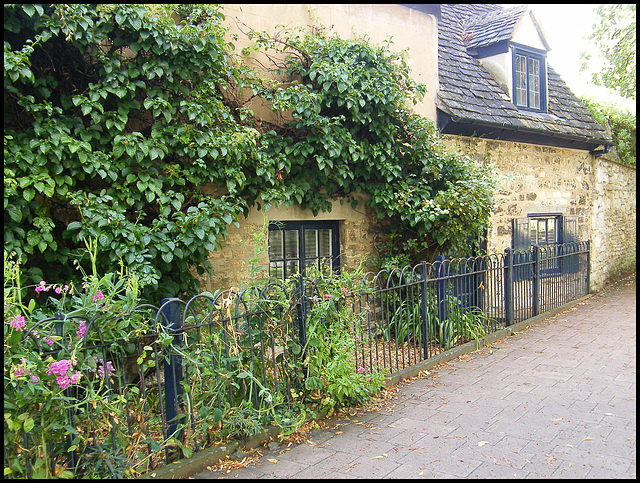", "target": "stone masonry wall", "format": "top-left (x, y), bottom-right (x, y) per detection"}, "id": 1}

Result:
top-left (590, 157), bottom-right (637, 289)
top-left (198, 136), bottom-right (635, 294)
top-left (444, 135), bottom-right (636, 291)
